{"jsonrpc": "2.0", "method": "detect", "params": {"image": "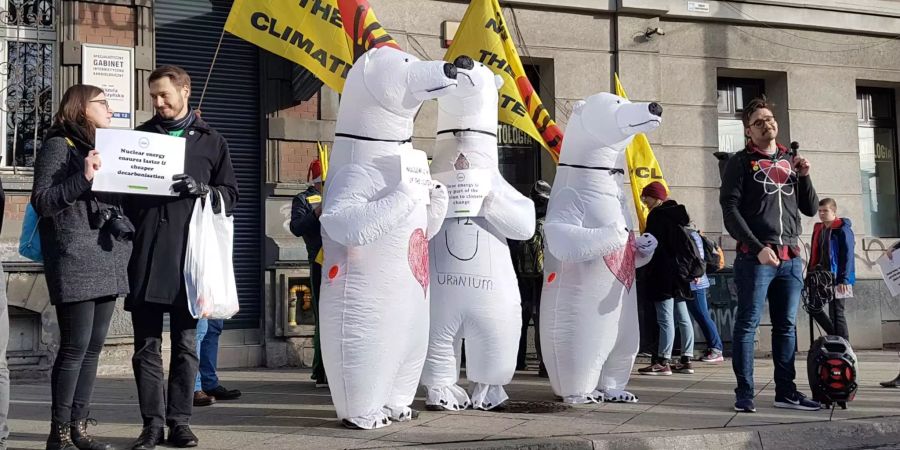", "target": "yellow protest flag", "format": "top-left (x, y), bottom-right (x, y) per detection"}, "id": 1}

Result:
top-left (224, 0), bottom-right (399, 93)
top-left (445, 0), bottom-right (563, 162)
top-left (615, 73), bottom-right (669, 233)
top-left (314, 141), bottom-right (330, 266)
